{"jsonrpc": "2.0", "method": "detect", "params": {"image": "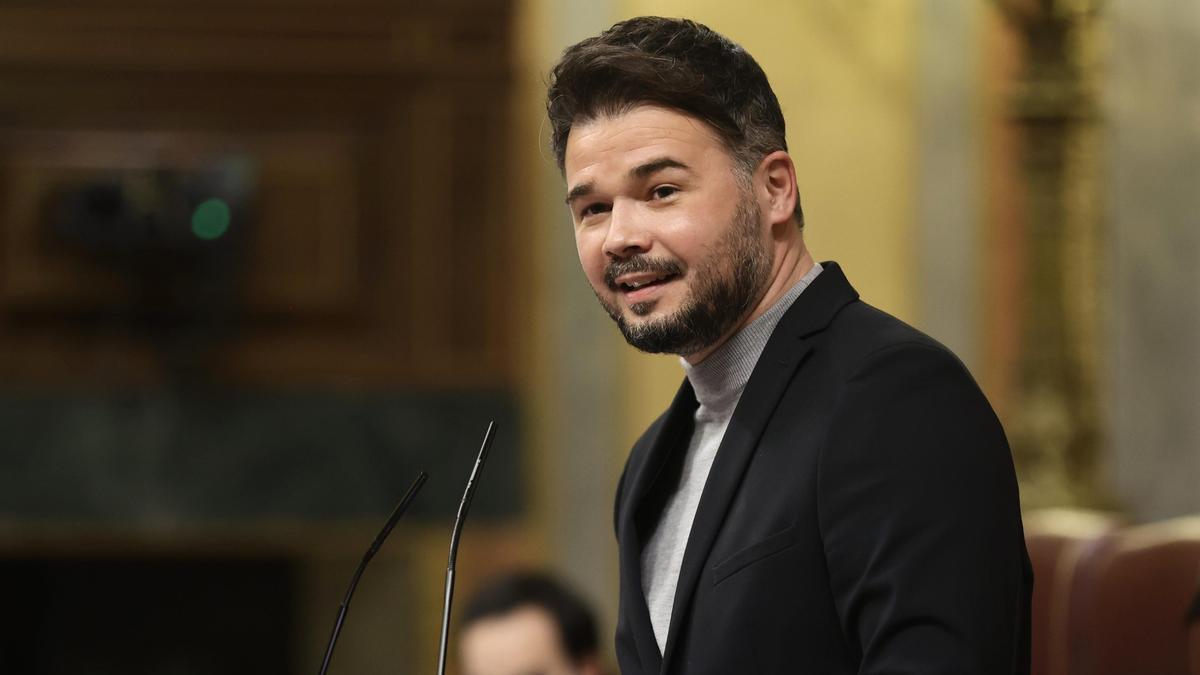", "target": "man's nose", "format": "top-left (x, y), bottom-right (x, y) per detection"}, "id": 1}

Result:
top-left (601, 200), bottom-right (650, 259)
